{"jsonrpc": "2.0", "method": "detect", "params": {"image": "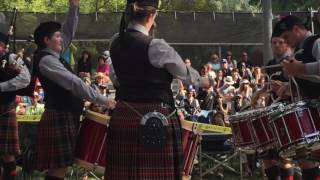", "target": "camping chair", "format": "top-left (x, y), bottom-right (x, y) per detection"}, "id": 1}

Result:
top-left (198, 131), bottom-right (243, 180)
